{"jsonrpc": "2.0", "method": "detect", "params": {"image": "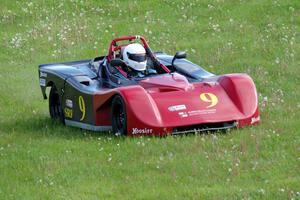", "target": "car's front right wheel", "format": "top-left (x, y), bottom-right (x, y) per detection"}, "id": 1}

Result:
top-left (111, 95), bottom-right (127, 136)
